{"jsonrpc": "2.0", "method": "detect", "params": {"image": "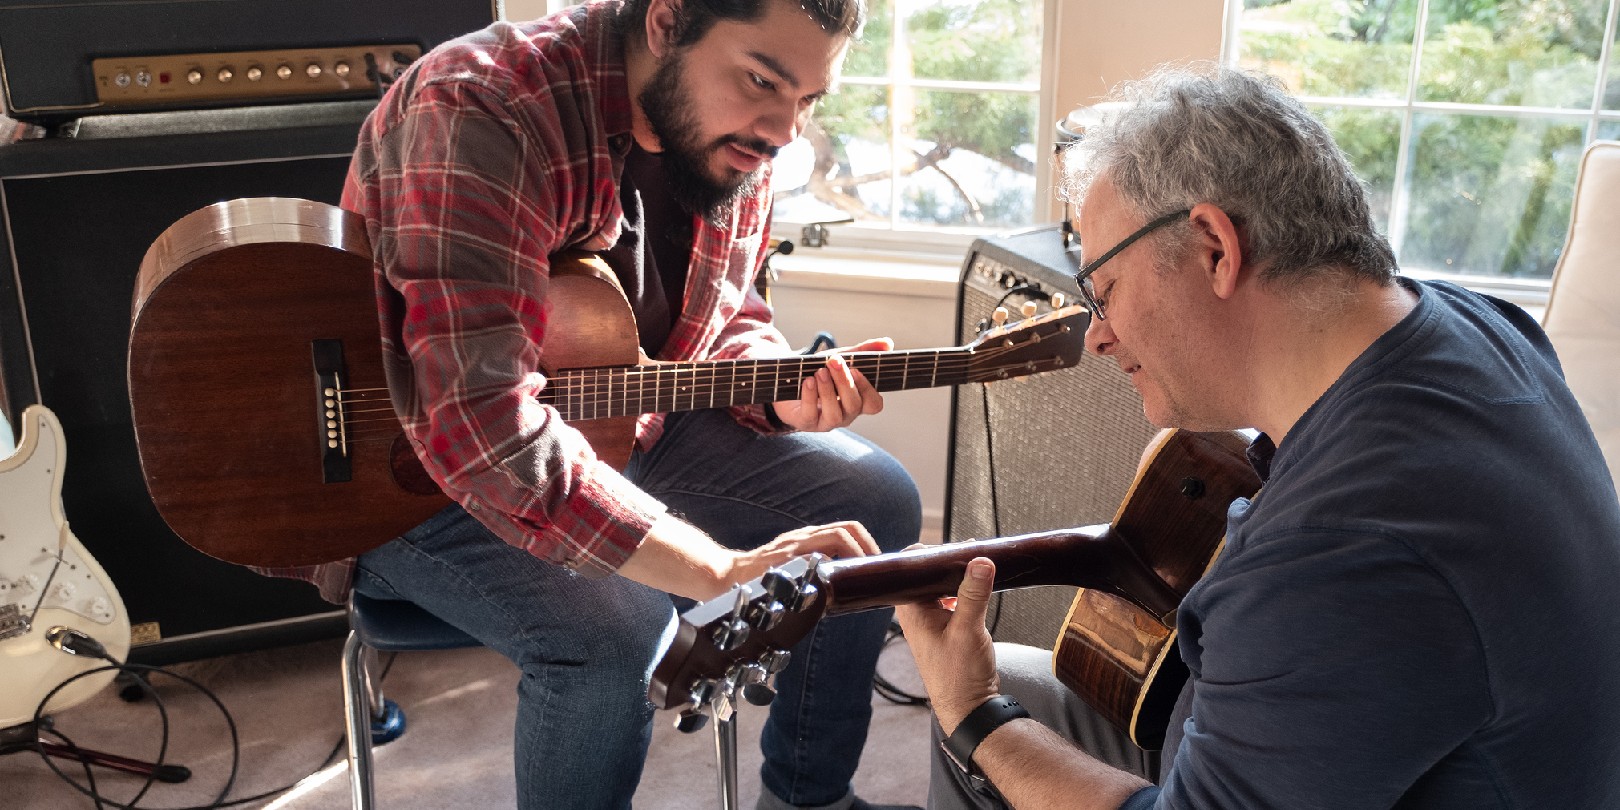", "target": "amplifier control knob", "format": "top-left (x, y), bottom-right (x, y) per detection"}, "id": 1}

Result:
top-left (276, 64), bottom-right (293, 80)
top-left (217, 67), bottom-right (234, 83)
top-left (306, 63), bottom-right (323, 79)
top-left (186, 69), bottom-right (203, 85)
top-left (246, 65), bottom-right (264, 82)
top-left (334, 61), bottom-right (352, 79)
top-left (113, 72), bottom-right (132, 88)
top-left (135, 71), bottom-right (152, 87)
